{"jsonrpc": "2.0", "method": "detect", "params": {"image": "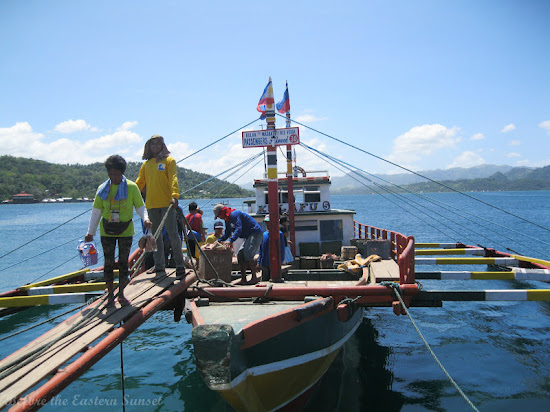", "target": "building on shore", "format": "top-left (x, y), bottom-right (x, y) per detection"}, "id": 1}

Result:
top-left (11, 192), bottom-right (35, 204)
